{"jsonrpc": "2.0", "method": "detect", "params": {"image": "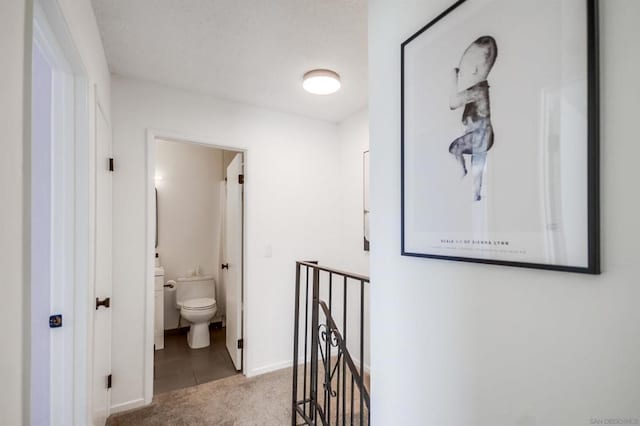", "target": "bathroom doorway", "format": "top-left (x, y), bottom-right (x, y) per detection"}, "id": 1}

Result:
top-left (146, 134), bottom-right (245, 396)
